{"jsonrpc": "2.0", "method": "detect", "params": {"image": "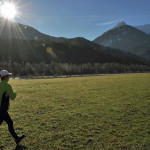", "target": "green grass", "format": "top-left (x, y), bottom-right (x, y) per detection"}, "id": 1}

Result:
top-left (0, 73), bottom-right (150, 150)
